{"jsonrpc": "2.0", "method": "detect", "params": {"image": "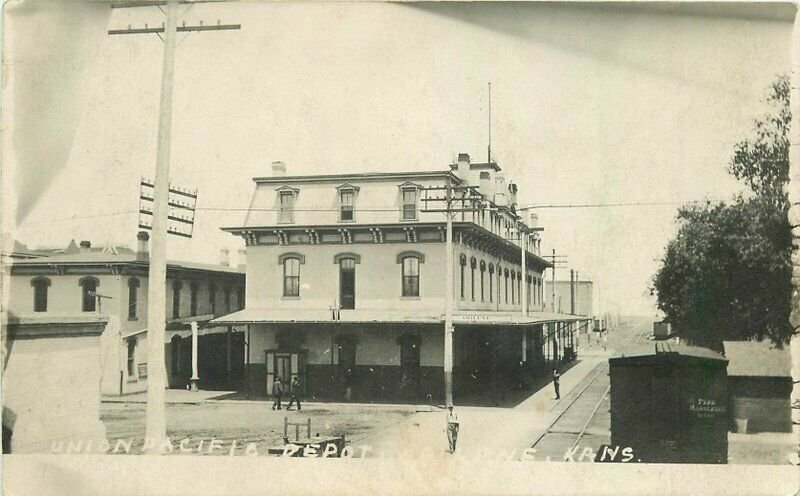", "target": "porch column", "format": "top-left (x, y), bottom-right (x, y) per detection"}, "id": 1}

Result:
top-left (190, 321), bottom-right (199, 391)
